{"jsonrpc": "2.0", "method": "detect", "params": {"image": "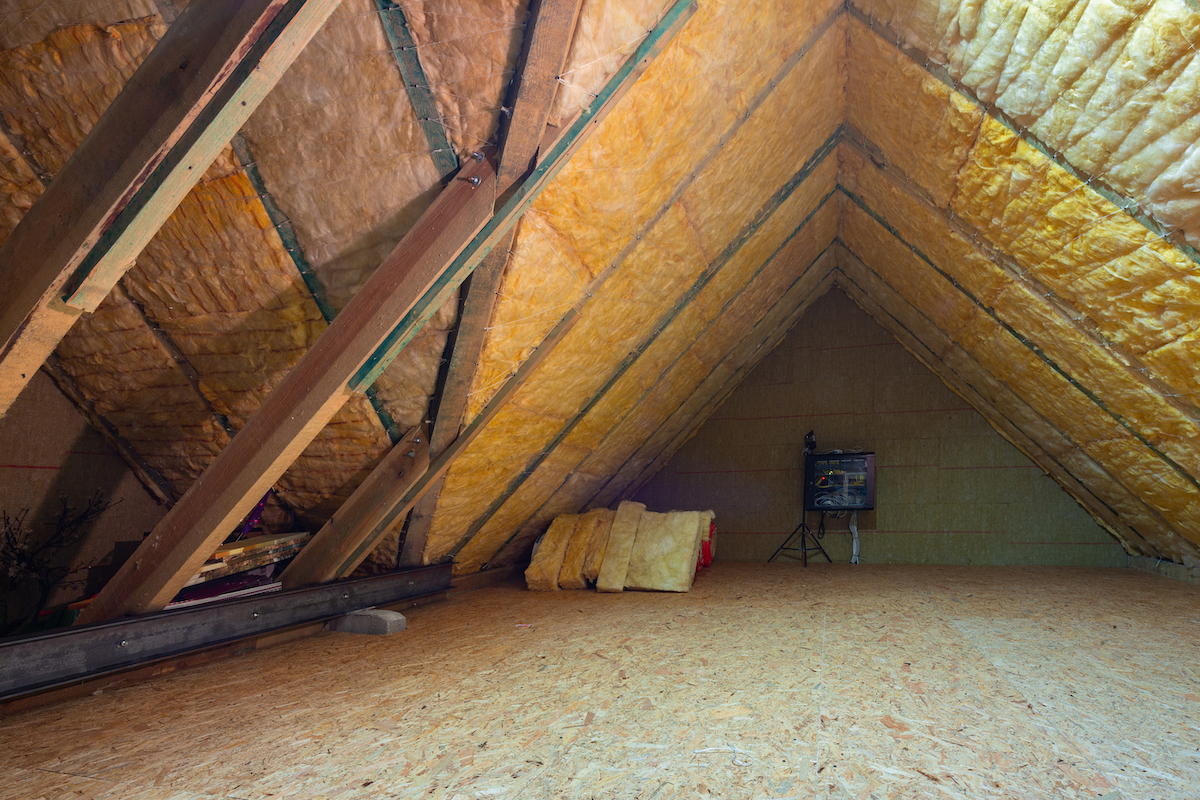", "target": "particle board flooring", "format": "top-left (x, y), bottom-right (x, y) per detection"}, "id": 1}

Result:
top-left (2, 564), bottom-right (1199, 799)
